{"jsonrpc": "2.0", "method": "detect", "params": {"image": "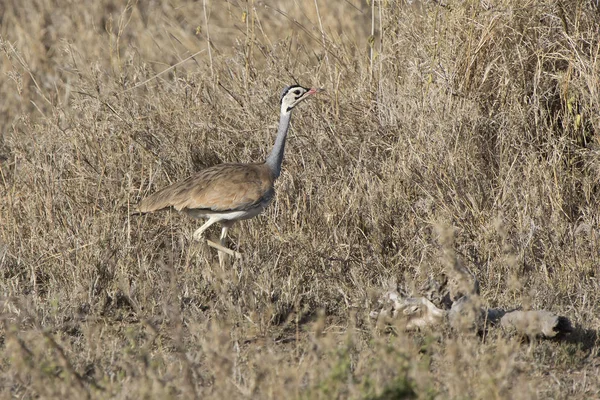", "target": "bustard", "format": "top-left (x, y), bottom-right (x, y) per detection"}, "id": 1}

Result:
top-left (136, 85), bottom-right (320, 252)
